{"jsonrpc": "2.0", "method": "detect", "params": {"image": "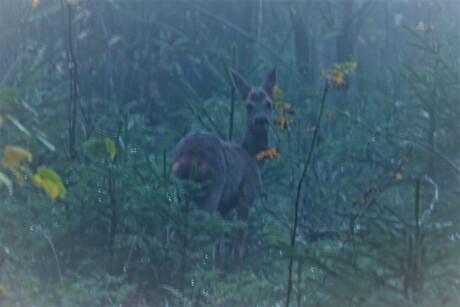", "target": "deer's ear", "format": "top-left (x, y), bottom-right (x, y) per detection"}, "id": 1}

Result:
top-left (231, 70), bottom-right (251, 99)
top-left (263, 67), bottom-right (277, 97)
